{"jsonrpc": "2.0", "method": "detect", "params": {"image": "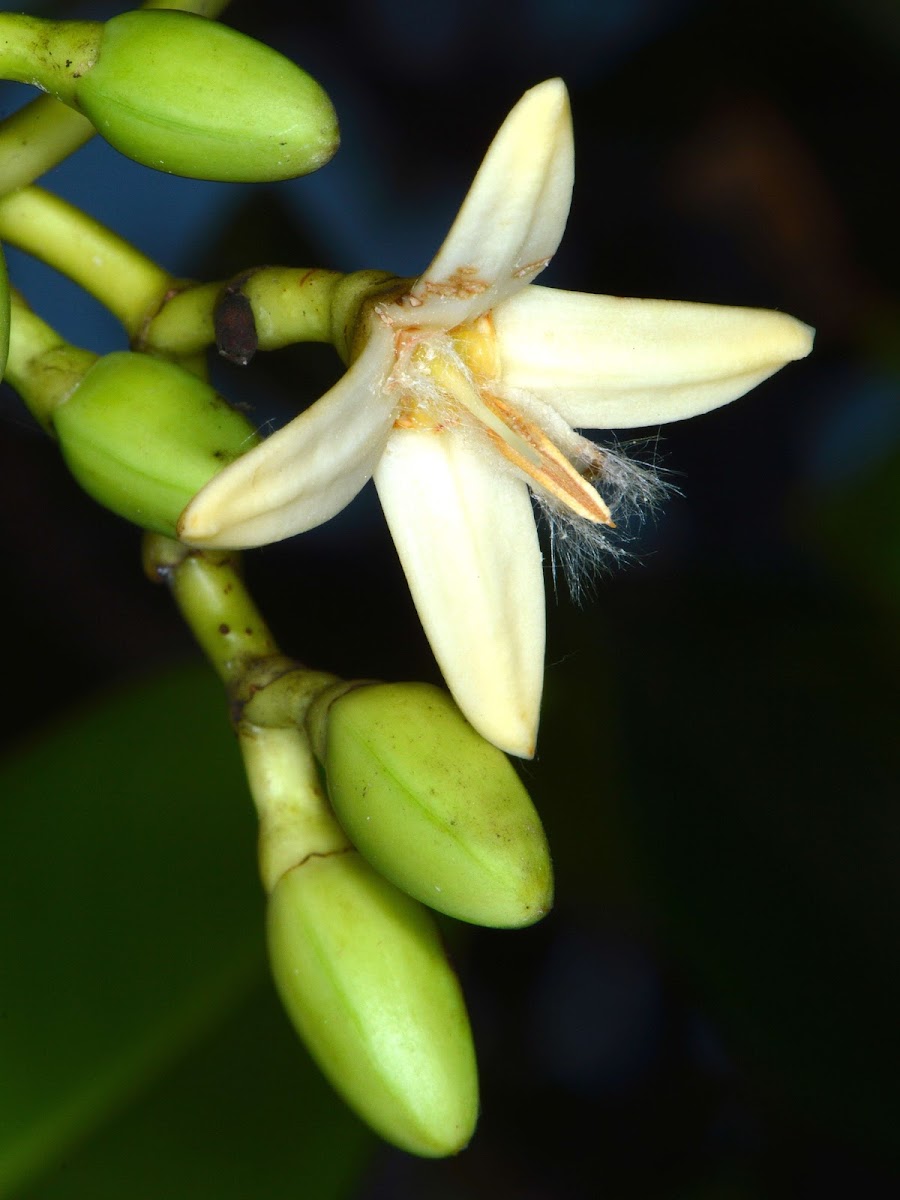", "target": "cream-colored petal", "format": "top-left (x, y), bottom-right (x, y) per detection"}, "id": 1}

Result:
top-left (402, 79), bottom-right (574, 331)
top-left (178, 328), bottom-right (395, 548)
top-left (374, 428), bottom-right (544, 758)
top-left (493, 286), bottom-right (815, 429)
